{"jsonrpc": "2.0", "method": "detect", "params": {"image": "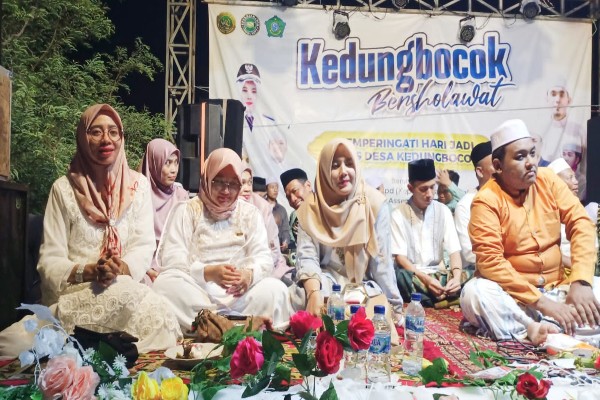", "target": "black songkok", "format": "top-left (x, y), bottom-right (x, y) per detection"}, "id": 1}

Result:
top-left (408, 159), bottom-right (436, 183)
top-left (280, 168), bottom-right (308, 189)
top-left (471, 141), bottom-right (492, 167)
